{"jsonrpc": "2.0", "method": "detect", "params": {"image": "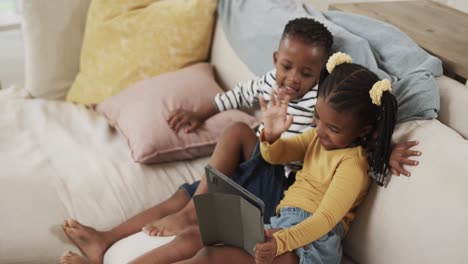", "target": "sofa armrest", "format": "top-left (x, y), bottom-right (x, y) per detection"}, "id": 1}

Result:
top-left (436, 75), bottom-right (468, 139)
